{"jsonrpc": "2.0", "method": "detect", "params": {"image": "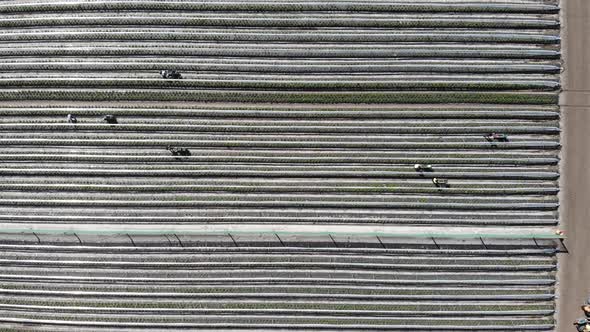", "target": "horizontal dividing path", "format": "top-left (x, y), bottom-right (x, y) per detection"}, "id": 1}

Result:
top-left (0, 232), bottom-right (558, 331)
